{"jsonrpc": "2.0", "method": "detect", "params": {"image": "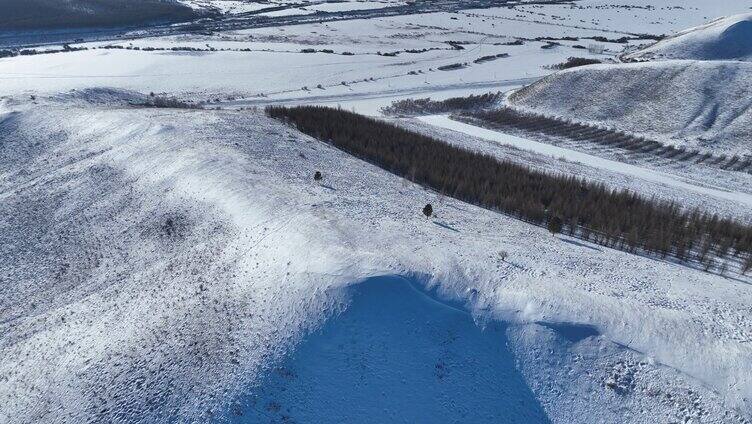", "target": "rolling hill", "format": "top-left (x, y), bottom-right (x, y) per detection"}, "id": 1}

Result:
top-left (510, 61), bottom-right (752, 155)
top-left (626, 13), bottom-right (752, 62)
